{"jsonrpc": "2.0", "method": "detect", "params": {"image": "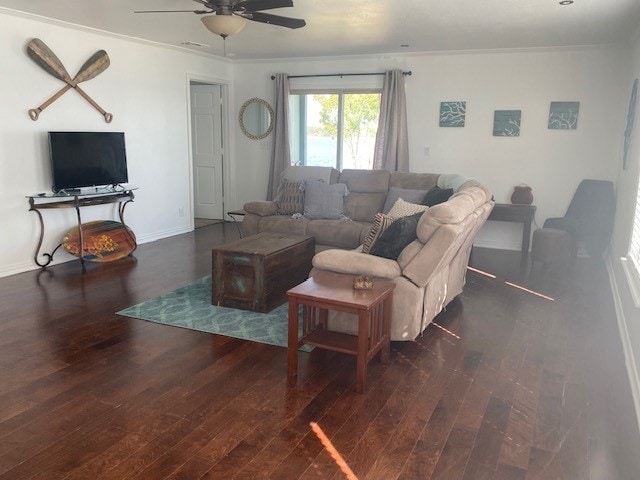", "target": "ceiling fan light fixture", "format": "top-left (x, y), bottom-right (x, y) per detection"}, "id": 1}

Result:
top-left (201, 14), bottom-right (247, 37)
